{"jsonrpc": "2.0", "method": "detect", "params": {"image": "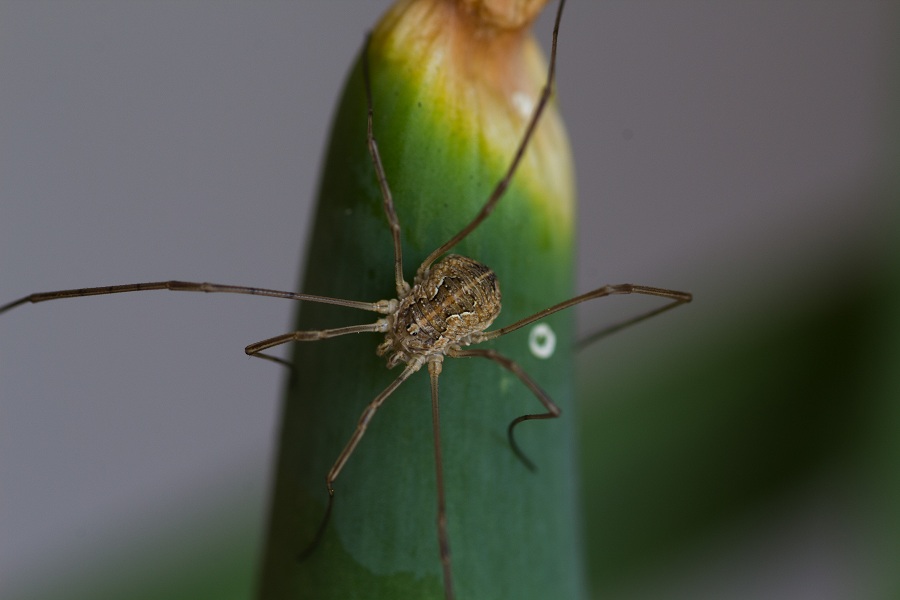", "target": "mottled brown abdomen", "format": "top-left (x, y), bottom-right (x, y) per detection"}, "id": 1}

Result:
top-left (379, 254), bottom-right (501, 367)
